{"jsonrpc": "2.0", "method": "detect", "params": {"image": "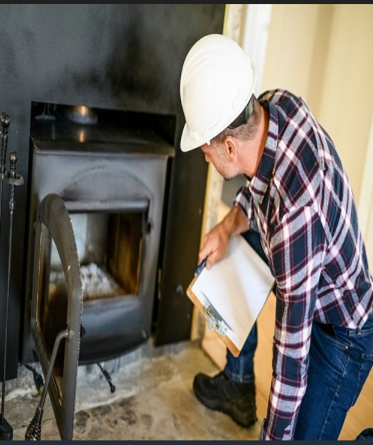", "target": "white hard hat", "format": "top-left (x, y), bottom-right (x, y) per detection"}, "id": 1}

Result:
top-left (180, 34), bottom-right (256, 152)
